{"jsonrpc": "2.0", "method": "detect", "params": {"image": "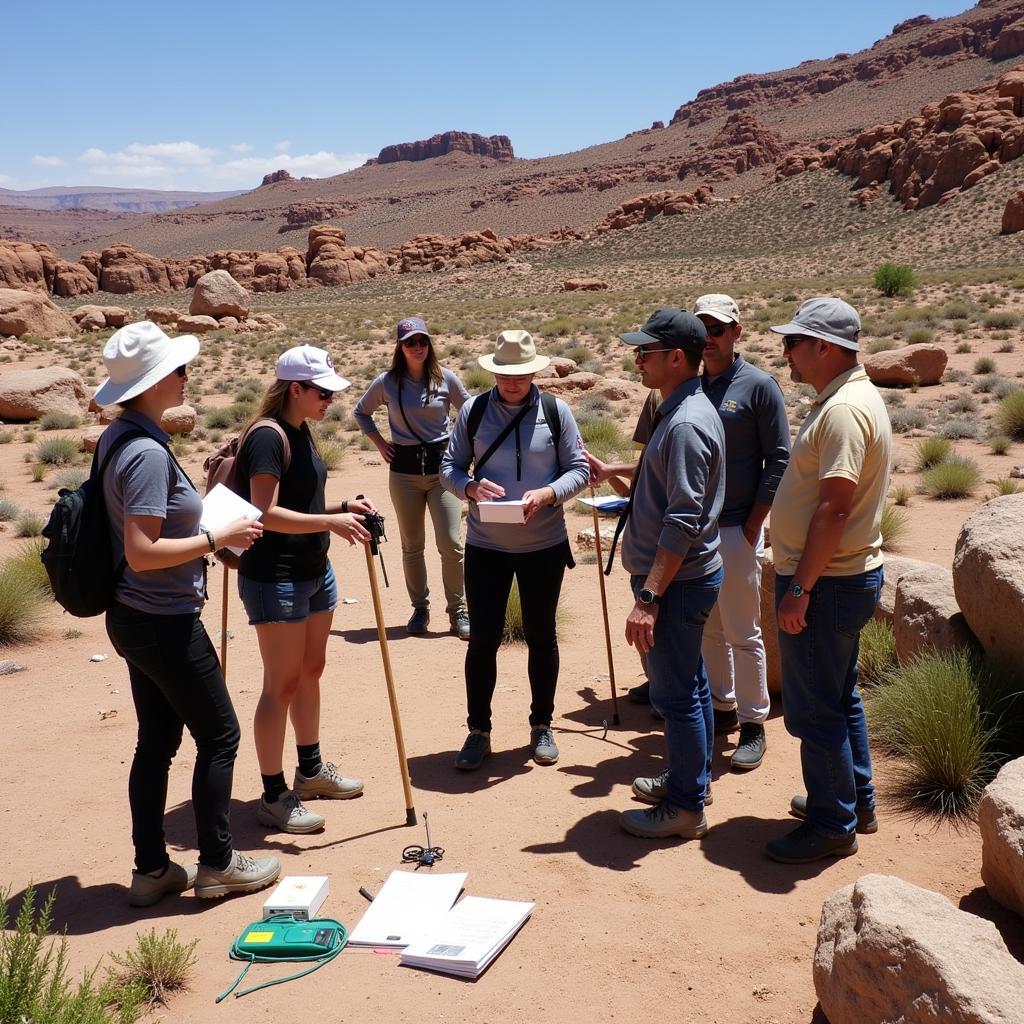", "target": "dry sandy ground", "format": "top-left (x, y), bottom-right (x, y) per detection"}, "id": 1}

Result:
top-left (3, 444), bottom-right (1021, 1024)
